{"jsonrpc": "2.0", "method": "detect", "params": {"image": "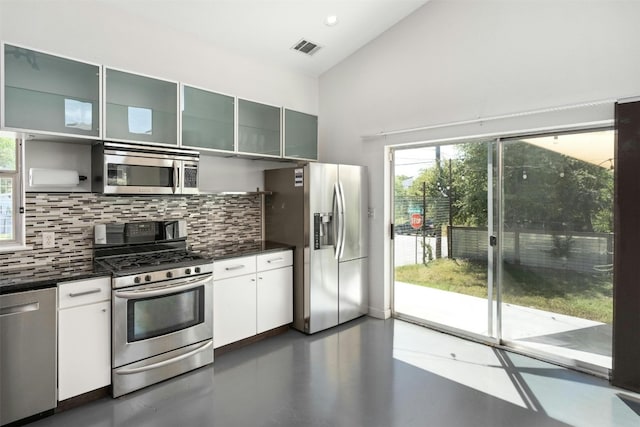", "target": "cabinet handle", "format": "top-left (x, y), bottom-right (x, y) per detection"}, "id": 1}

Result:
top-left (225, 265), bottom-right (245, 271)
top-left (267, 258), bottom-right (284, 264)
top-left (68, 288), bottom-right (101, 298)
